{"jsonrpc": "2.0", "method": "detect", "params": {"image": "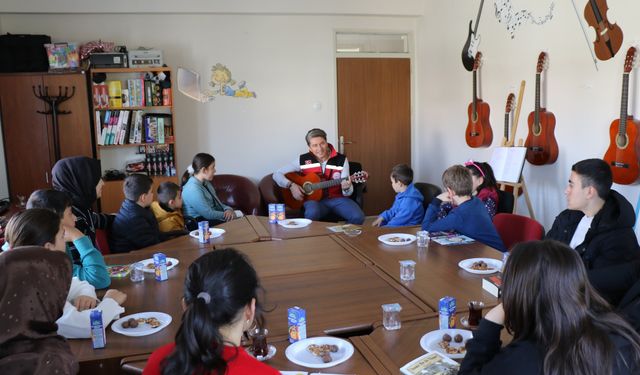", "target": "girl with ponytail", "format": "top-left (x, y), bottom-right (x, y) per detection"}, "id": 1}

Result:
top-left (144, 248), bottom-right (278, 375)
